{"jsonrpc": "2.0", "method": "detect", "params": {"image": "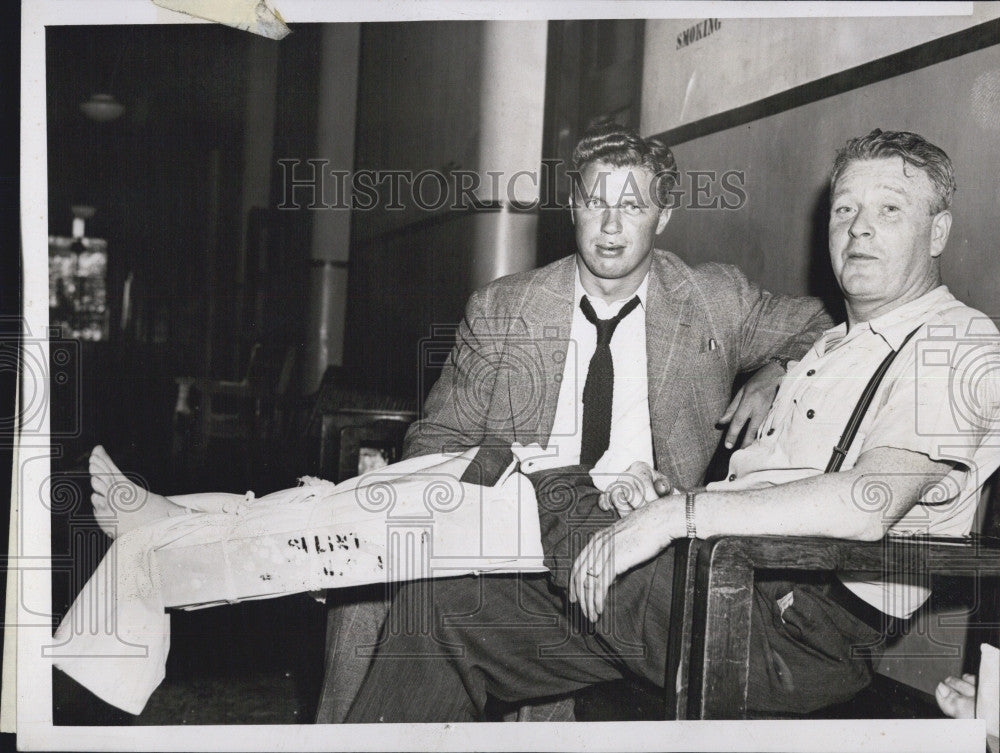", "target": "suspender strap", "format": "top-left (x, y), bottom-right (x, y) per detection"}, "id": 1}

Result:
top-left (824, 324), bottom-right (923, 473)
